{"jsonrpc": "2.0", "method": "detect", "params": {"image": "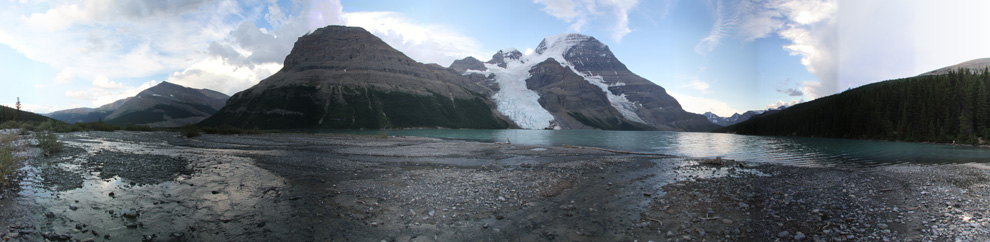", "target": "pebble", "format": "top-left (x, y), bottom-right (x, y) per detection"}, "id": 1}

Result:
top-left (721, 219), bottom-right (734, 224)
top-left (45, 211), bottom-right (55, 218)
top-left (794, 232), bottom-right (806, 240)
top-left (778, 231), bottom-right (790, 238)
